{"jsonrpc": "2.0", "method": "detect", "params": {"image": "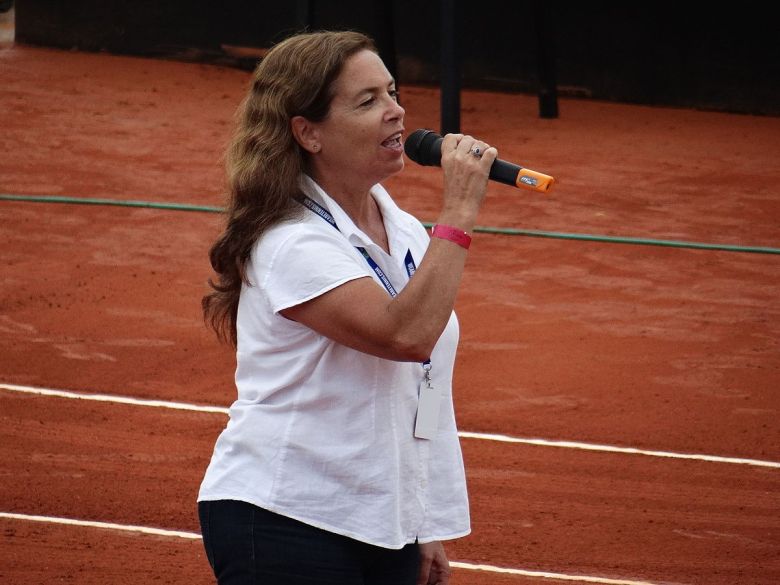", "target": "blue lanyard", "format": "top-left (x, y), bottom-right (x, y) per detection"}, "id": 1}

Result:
top-left (297, 194), bottom-right (431, 368)
top-left (297, 194), bottom-right (416, 296)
